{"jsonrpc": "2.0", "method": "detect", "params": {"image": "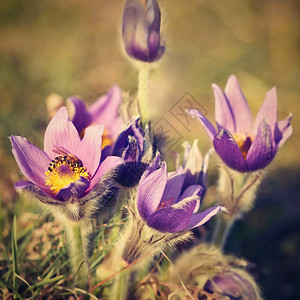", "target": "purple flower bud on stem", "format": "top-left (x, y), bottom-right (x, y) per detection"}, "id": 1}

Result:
top-left (122, 0), bottom-right (165, 63)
